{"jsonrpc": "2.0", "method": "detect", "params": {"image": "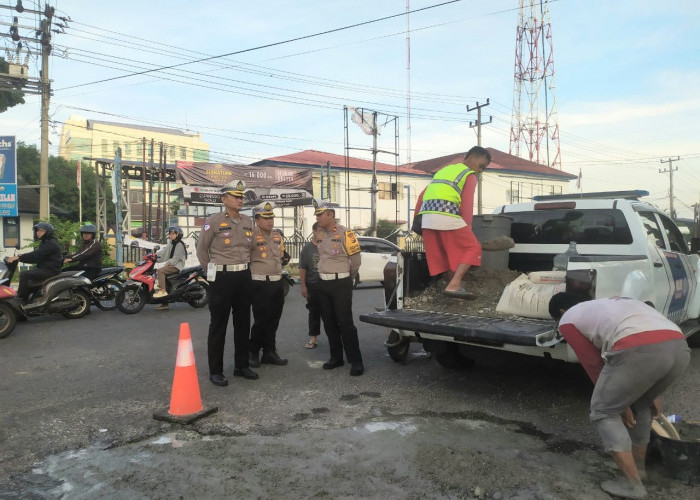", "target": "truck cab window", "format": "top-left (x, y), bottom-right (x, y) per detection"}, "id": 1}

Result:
top-left (638, 212), bottom-right (665, 249)
top-left (658, 214), bottom-right (689, 253)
